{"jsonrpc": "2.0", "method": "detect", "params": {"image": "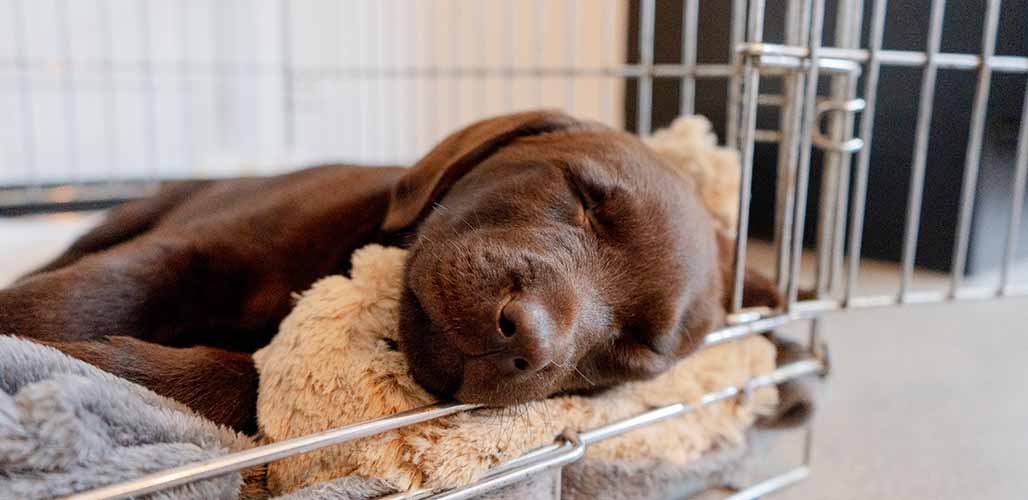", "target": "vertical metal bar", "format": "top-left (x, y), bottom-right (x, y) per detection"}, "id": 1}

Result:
top-left (845, 0), bottom-right (888, 304)
top-left (950, 0), bottom-right (1002, 294)
top-left (785, 0), bottom-right (826, 307)
top-left (679, 0), bottom-right (699, 116)
top-left (55, 0), bottom-right (79, 180)
top-left (802, 317), bottom-right (821, 466)
top-left (1001, 80), bottom-right (1028, 294)
top-left (11, 0), bottom-right (37, 190)
top-left (280, 0), bottom-right (294, 152)
top-left (816, 0), bottom-right (864, 297)
top-left (730, 0), bottom-right (766, 312)
top-left (637, 0), bottom-right (655, 135)
top-left (138, 0), bottom-right (158, 179)
top-left (726, 0), bottom-right (746, 148)
top-left (828, 72), bottom-right (859, 292)
top-left (899, 0), bottom-right (946, 299)
top-left (773, 0), bottom-right (809, 291)
top-left (566, 0), bottom-right (577, 113)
